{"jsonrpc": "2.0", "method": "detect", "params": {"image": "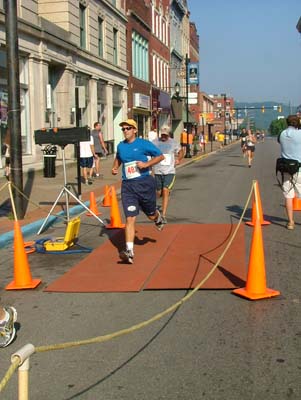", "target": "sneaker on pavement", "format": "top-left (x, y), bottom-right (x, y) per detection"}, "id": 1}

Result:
top-left (0, 307), bottom-right (17, 348)
top-left (119, 249), bottom-right (134, 264)
top-left (162, 216), bottom-right (168, 224)
top-left (155, 210), bottom-right (164, 231)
